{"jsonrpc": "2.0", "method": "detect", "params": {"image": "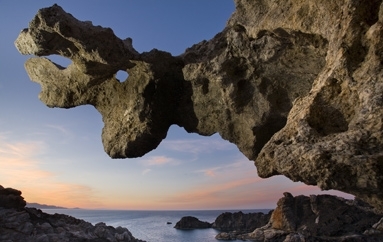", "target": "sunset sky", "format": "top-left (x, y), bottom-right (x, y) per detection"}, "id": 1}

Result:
top-left (0, 0), bottom-right (353, 210)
